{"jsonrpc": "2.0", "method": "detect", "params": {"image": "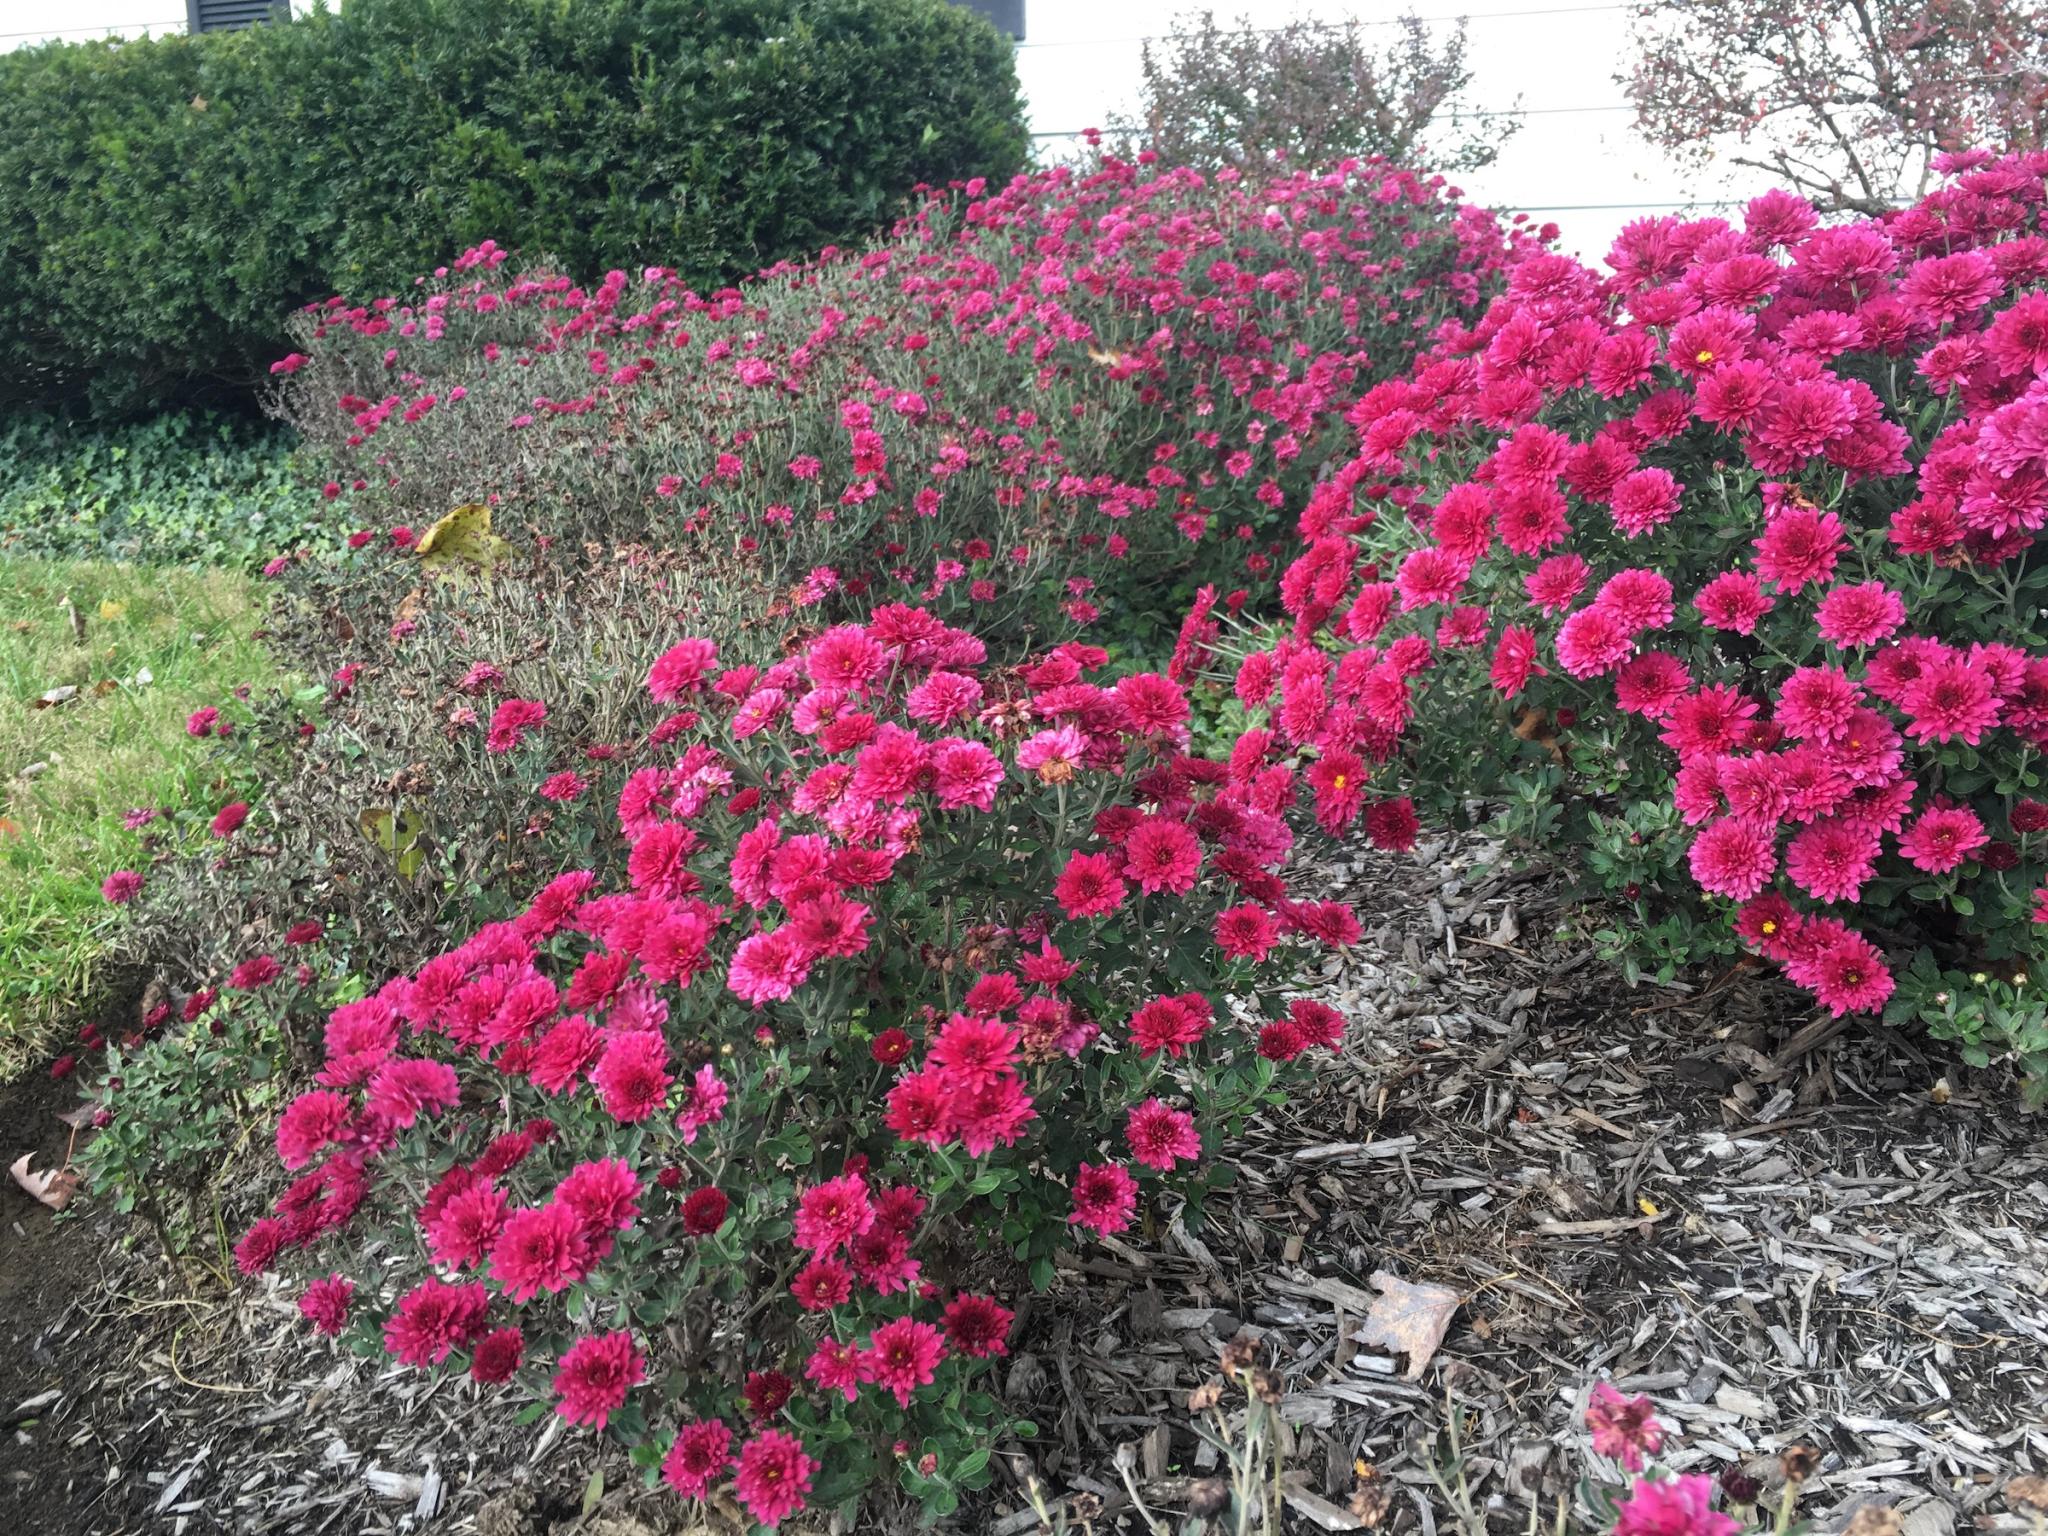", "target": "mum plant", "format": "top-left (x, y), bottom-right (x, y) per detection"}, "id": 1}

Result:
top-left (274, 155), bottom-right (1540, 655)
top-left (217, 606), bottom-right (1357, 1526)
top-left (1240, 148), bottom-right (2048, 1089)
